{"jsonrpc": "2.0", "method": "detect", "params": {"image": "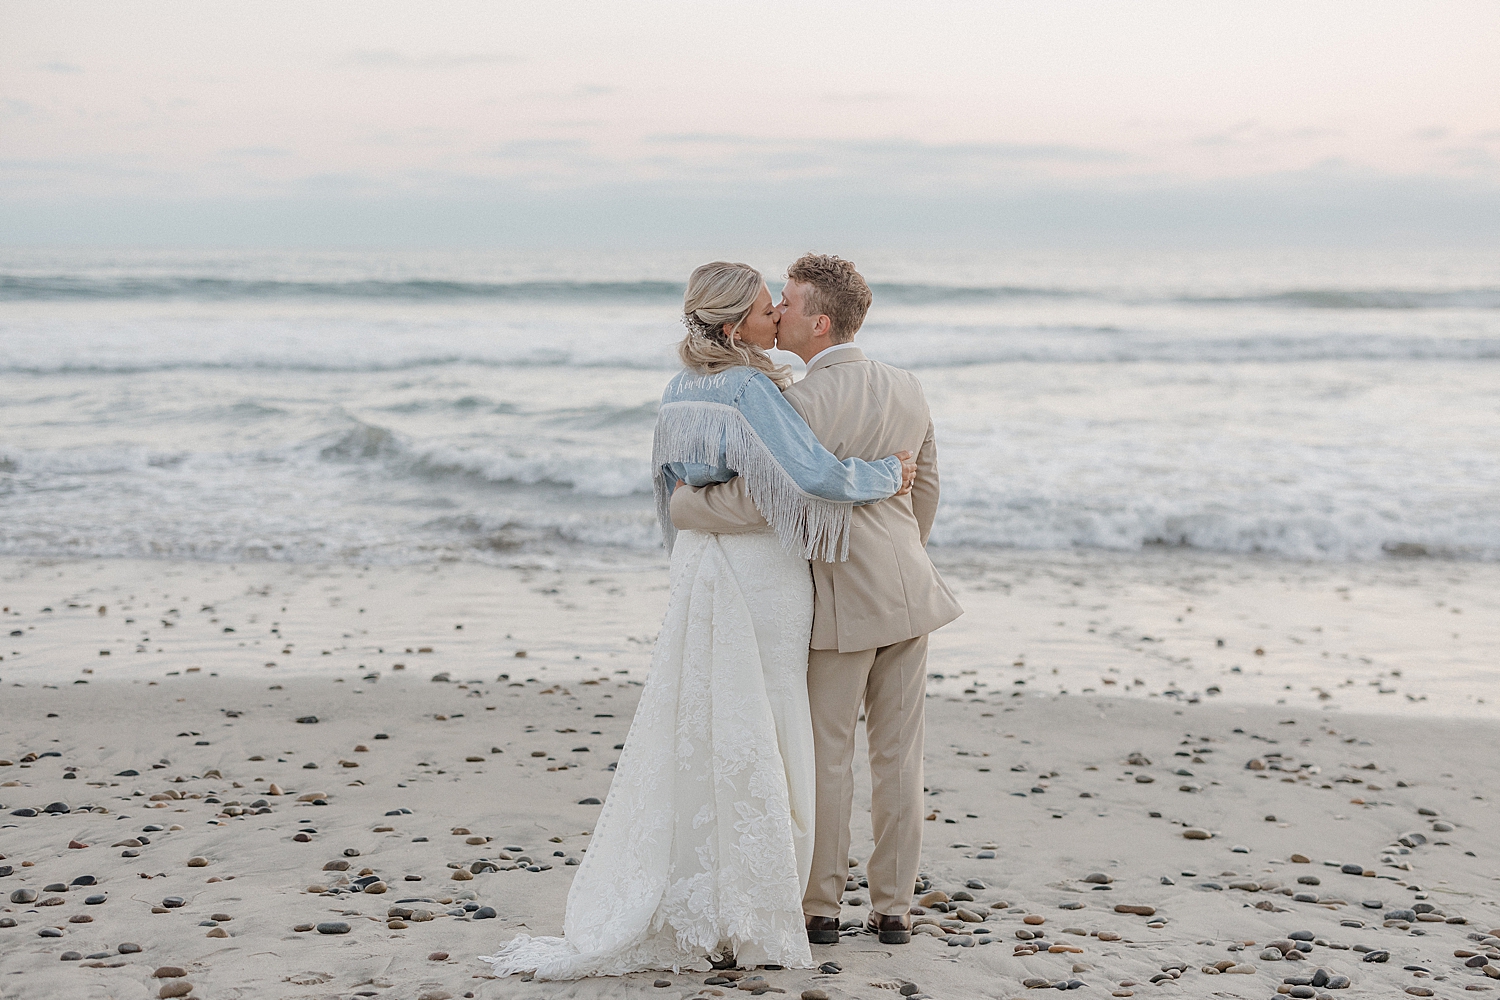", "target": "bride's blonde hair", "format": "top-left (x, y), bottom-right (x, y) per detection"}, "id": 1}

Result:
top-left (678, 261), bottom-right (793, 390)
